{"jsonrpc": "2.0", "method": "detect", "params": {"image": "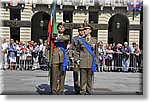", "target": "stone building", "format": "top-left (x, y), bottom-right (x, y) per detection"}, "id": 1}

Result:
top-left (0, 0), bottom-right (143, 46)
